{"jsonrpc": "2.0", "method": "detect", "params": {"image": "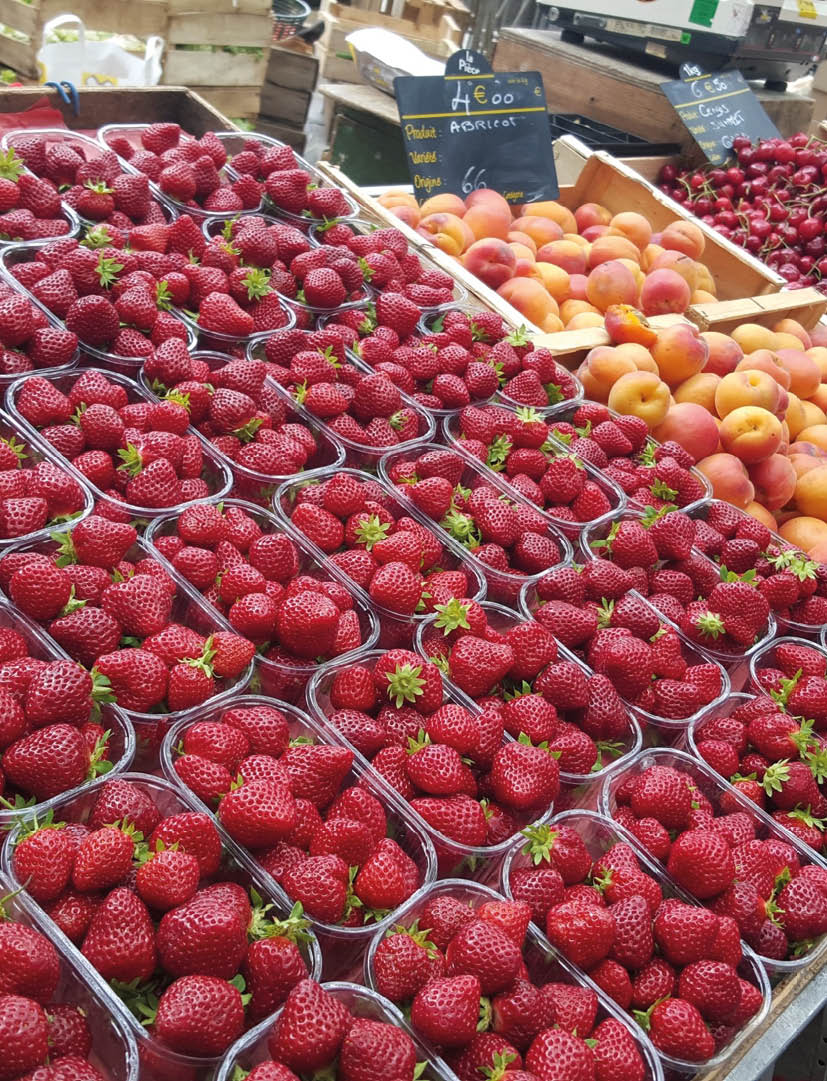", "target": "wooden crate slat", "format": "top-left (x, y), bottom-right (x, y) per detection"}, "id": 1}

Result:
top-left (0, 0), bottom-right (37, 40)
top-left (167, 12), bottom-right (271, 46)
top-left (167, 0), bottom-right (269, 12)
top-left (163, 48), bottom-right (267, 87)
top-left (259, 81), bottom-right (311, 124)
top-left (38, 0), bottom-right (168, 35)
top-left (265, 44), bottom-right (318, 92)
top-left (190, 84), bottom-right (262, 117)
